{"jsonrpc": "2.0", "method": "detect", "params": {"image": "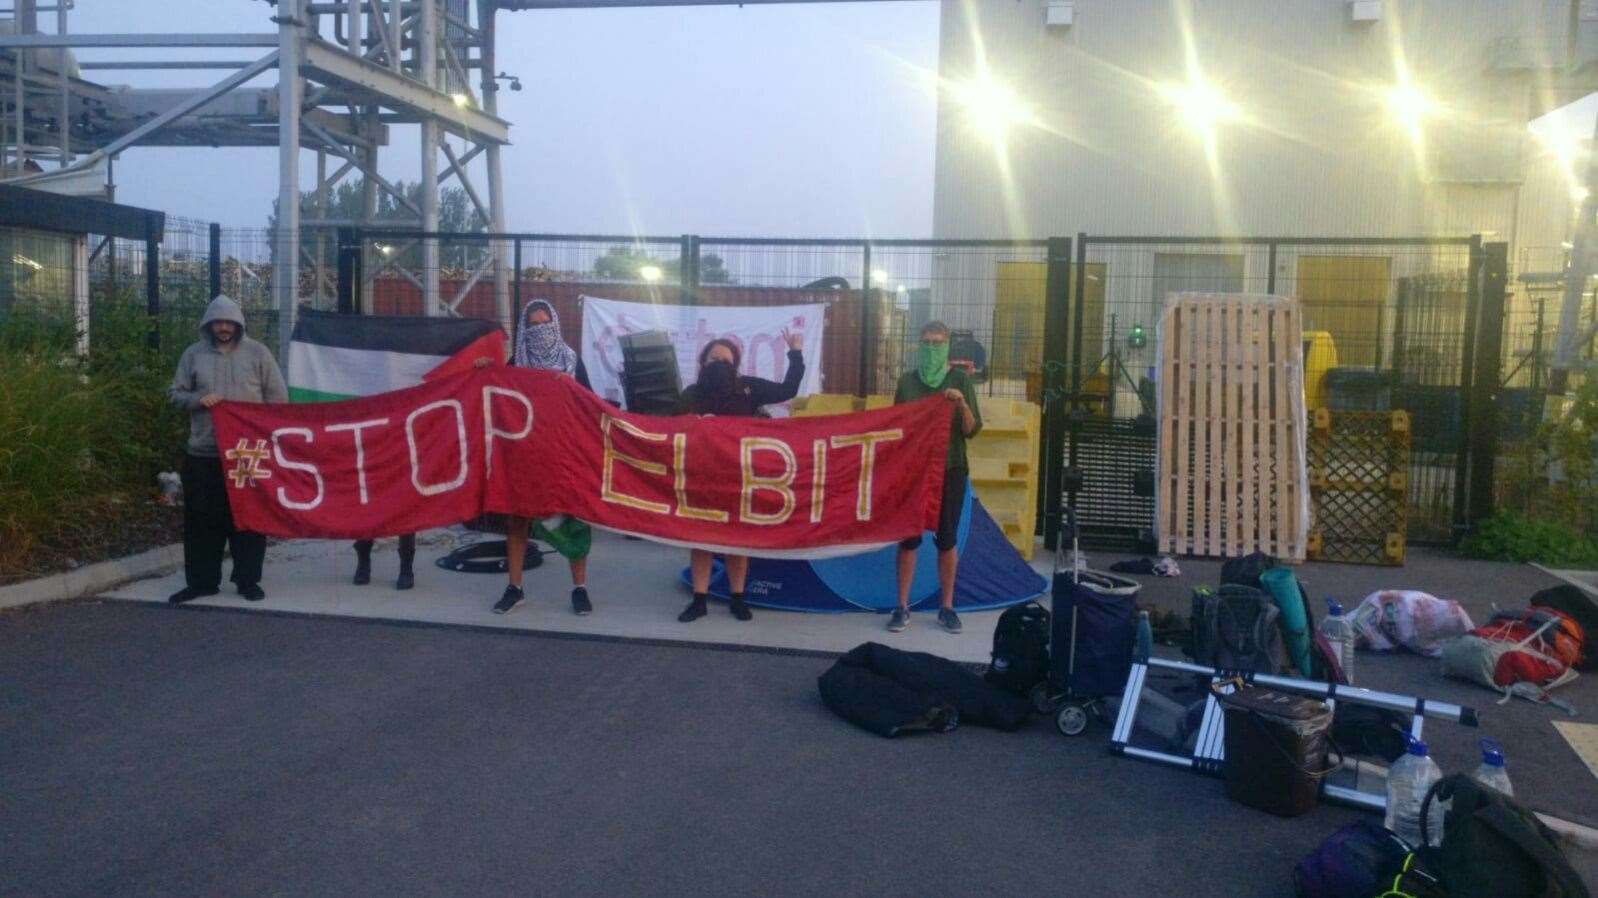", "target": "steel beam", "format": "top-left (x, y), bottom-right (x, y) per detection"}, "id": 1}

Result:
top-left (5, 51), bottom-right (282, 186)
top-left (419, 0), bottom-right (441, 316)
top-left (277, 2), bottom-right (305, 365)
top-left (299, 38), bottom-right (509, 143)
top-left (498, 0), bottom-right (897, 7)
top-left (0, 33), bottom-right (281, 48)
top-left (480, 0), bottom-right (510, 332)
top-left (77, 61), bottom-right (268, 70)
